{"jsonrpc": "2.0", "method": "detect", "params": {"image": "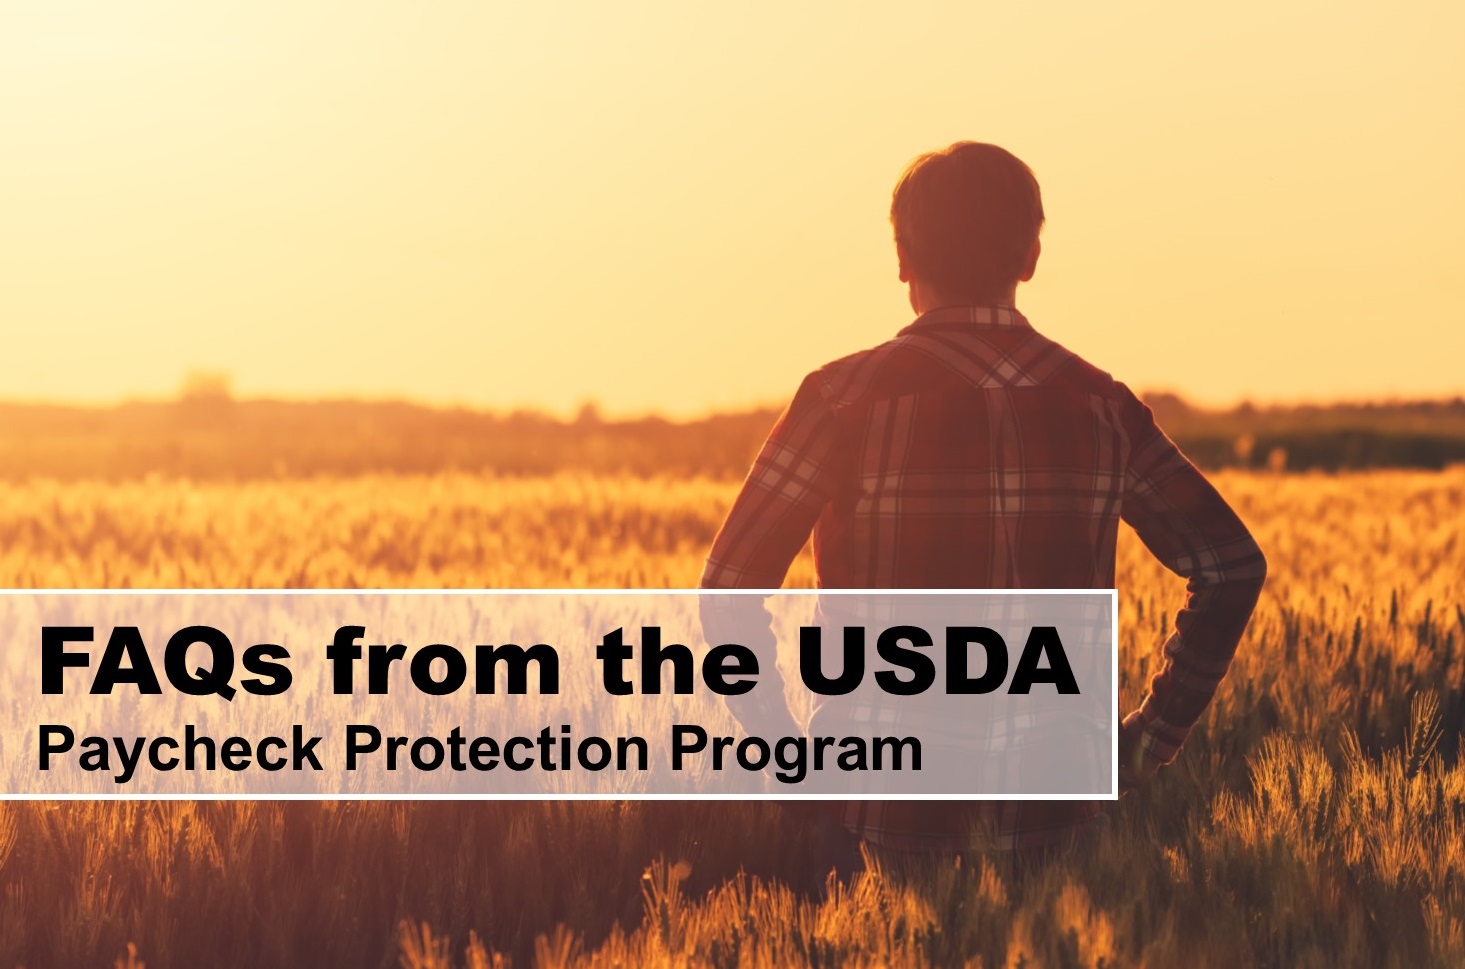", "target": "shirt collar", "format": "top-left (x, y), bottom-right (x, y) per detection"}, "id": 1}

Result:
top-left (899, 304), bottom-right (1031, 335)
